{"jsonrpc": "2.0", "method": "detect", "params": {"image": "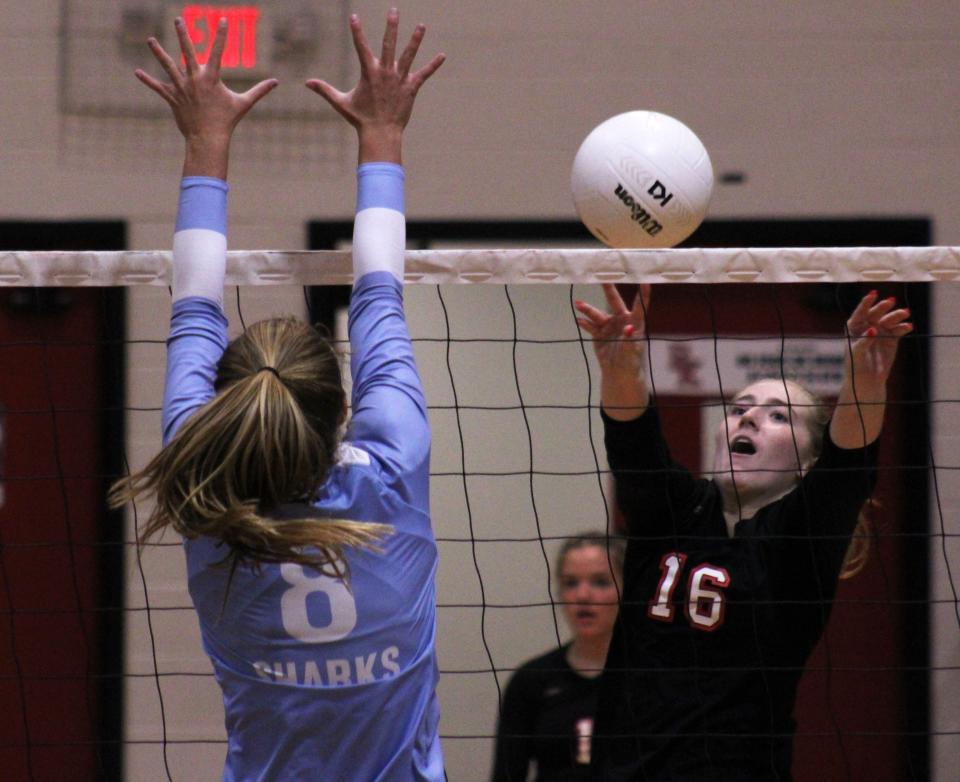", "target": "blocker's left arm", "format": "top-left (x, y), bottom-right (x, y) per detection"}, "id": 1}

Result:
top-left (305, 9), bottom-right (444, 509)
